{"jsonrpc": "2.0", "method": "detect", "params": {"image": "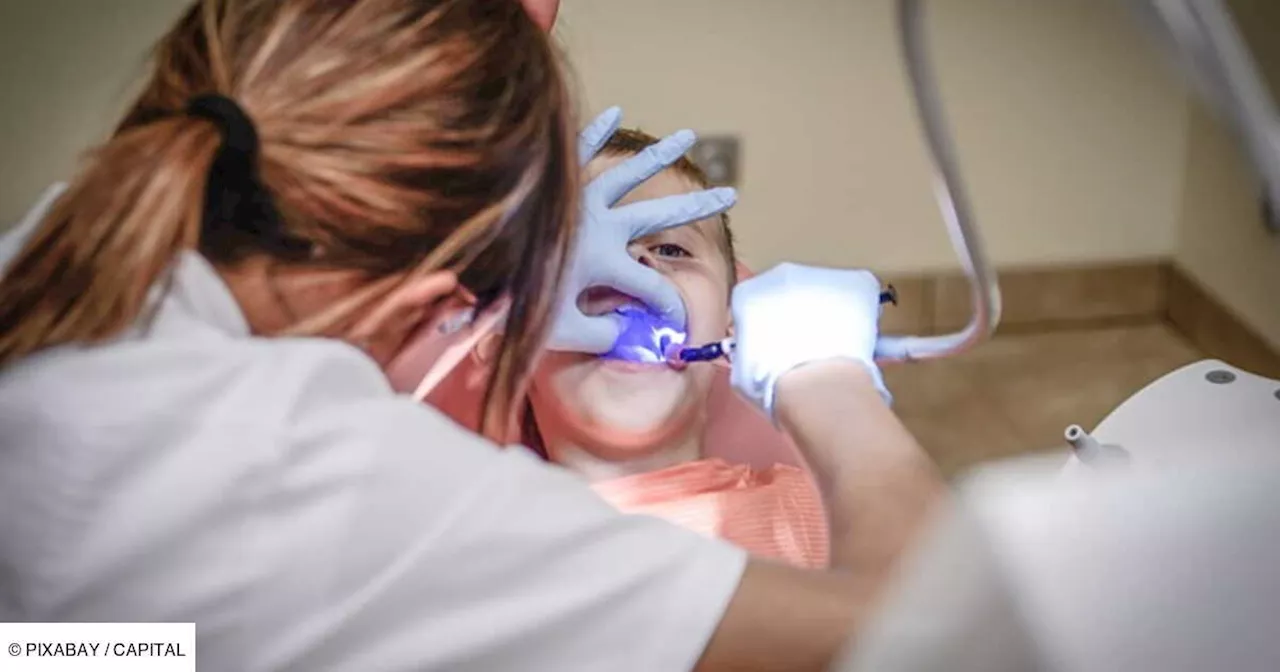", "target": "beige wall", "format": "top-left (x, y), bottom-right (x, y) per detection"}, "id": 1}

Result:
top-left (556, 0), bottom-right (1189, 272)
top-left (1172, 0), bottom-right (1280, 350)
top-left (0, 0), bottom-right (190, 226)
top-left (1, 0), bottom-right (1189, 275)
